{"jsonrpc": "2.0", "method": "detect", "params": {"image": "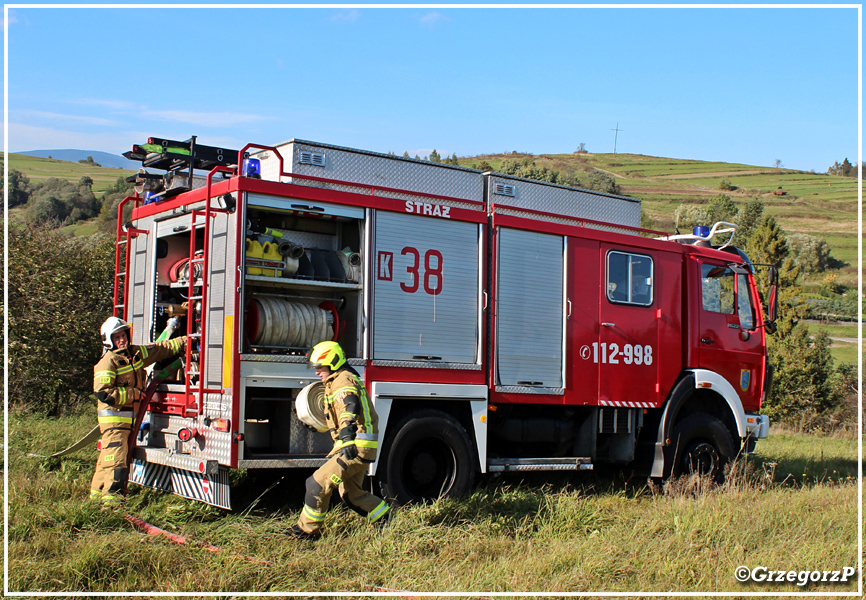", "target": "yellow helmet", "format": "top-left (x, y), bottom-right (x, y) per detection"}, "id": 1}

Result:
top-left (307, 341), bottom-right (346, 371)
